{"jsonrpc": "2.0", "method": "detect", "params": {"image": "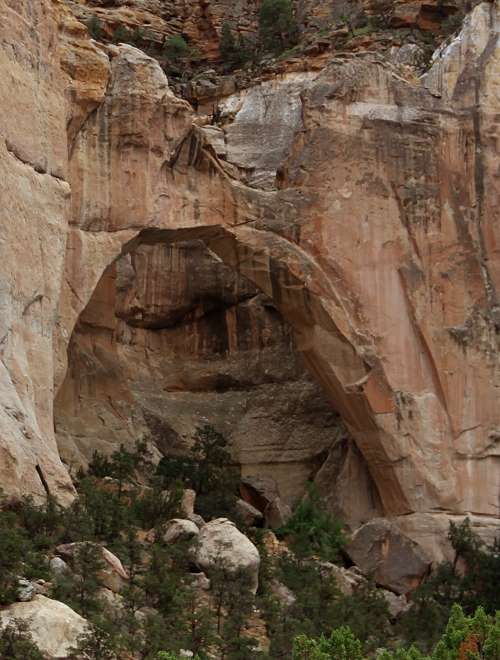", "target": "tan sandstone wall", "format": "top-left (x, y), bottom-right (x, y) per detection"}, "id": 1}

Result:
top-left (0, 0), bottom-right (74, 502)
